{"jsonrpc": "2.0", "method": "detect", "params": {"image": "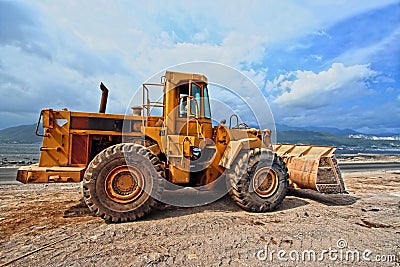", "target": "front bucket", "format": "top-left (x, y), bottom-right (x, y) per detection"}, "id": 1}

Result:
top-left (273, 144), bottom-right (346, 194)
